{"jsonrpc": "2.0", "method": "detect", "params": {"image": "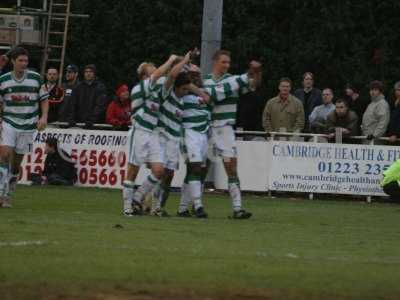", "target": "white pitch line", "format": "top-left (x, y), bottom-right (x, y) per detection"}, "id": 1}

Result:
top-left (0, 240), bottom-right (47, 247)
